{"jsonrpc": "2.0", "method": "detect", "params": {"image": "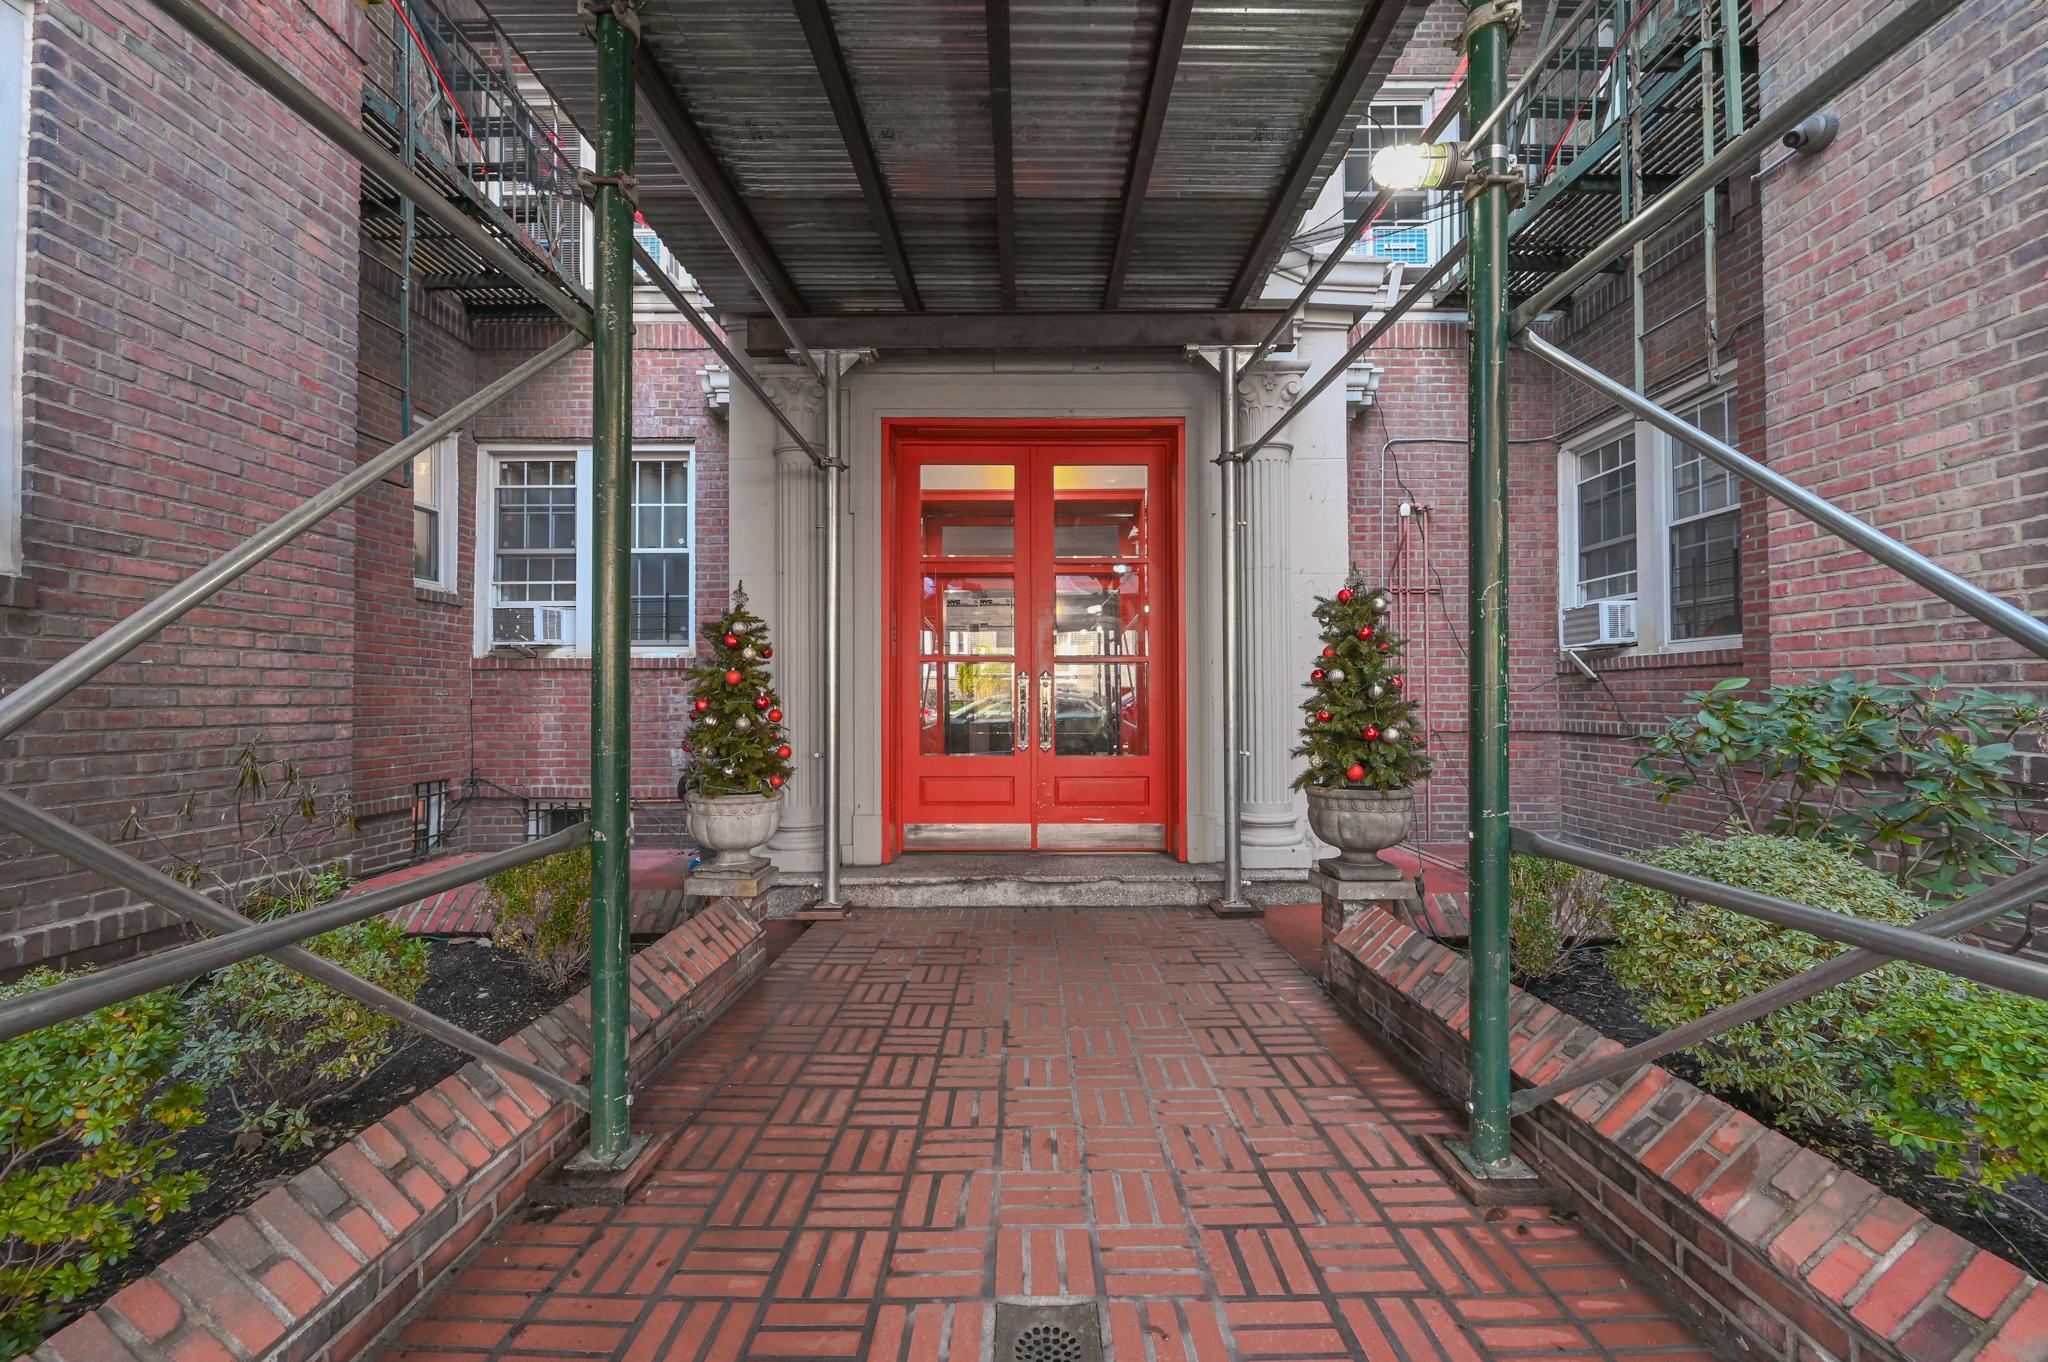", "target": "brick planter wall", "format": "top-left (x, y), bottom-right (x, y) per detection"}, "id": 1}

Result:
top-left (1325, 905), bottom-right (2047, 1362)
top-left (34, 900), bottom-right (767, 1362)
